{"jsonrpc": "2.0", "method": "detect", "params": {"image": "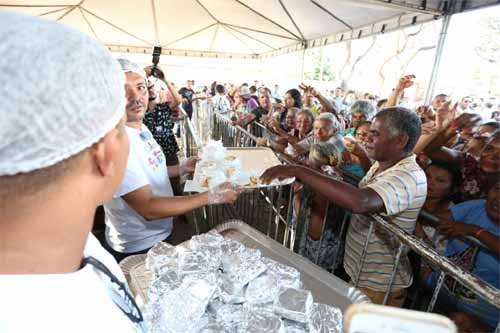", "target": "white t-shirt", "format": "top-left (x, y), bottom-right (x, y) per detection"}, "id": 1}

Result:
top-left (212, 94), bottom-right (231, 115)
top-left (104, 125), bottom-right (173, 253)
top-left (0, 234), bottom-right (144, 333)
